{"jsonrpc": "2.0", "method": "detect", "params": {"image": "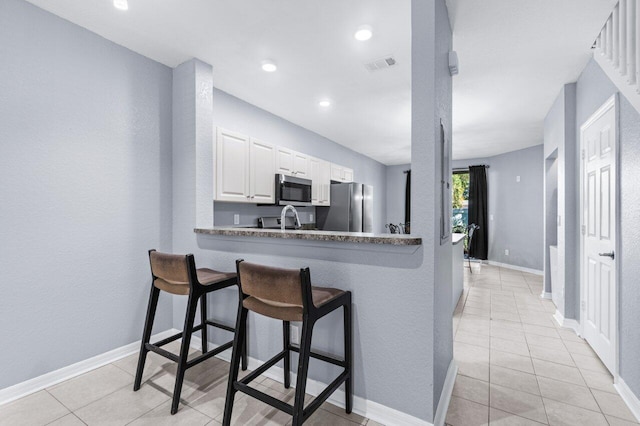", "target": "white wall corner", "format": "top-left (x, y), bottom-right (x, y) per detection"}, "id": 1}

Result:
top-left (553, 310), bottom-right (581, 335)
top-left (614, 377), bottom-right (640, 422)
top-left (433, 360), bottom-right (457, 426)
top-left (541, 291), bottom-right (553, 300)
top-left (193, 59), bottom-right (215, 229)
top-left (486, 260), bottom-right (544, 276)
